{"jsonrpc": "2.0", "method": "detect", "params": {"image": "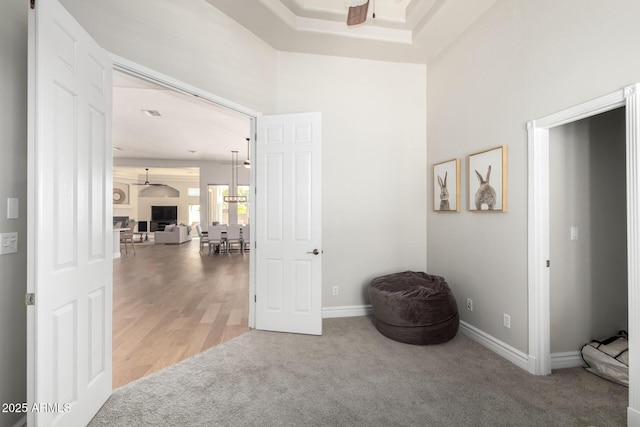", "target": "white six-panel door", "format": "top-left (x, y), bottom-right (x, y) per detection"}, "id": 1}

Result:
top-left (255, 113), bottom-right (322, 335)
top-left (28, 1), bottom-right (113, 425)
